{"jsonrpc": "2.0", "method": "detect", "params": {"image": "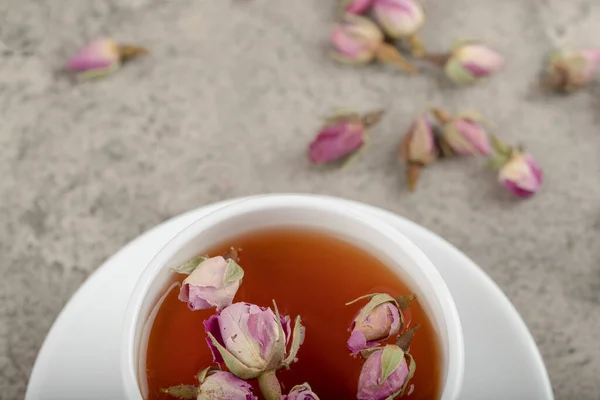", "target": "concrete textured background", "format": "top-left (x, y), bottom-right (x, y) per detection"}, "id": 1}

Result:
top-left (1, 0), bottom-right (600, 399)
